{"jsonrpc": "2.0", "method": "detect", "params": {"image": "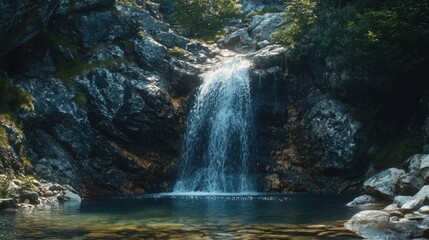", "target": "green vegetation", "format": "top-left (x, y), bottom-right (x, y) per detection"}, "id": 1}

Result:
top-left (246, 8), bottom-right (283, 19)
top-left (0, 175), bottom-right (11, 198)
top-left (116, 0), bottom-right (146, 9)
top-left (168, 46), bottom-right (187, 57)
top-left (0, 74), bottom-right (34, 114)
top-left (74, 92), bottom-right (87, 108)
top-left (172, 0), bottom-right (243, 38)
top-left (275, 0), bottom-right (429, 82)
top-left (275, 0), bottom-right (429, 166)
top-left (56, 57), bottom-right (126, 86)
top-left (373, 136), bottom-right (423, 170)
top-left (0, 125), bottom-right (8, 148)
